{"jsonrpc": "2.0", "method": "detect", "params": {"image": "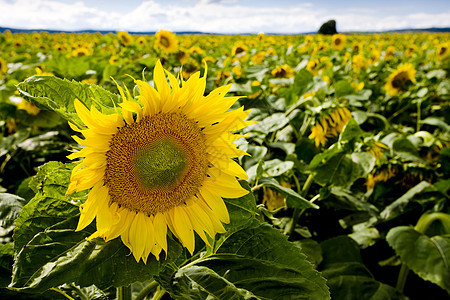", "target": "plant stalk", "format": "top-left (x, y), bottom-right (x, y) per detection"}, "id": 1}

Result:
top-left (416, 100), bottom-right (421, 132)
top-left (287, 174), bottom-right (314, 239)
top-left (117, 285), bottom-right (132, 300)
top-left (135, 281), bottom-right (159, 300)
